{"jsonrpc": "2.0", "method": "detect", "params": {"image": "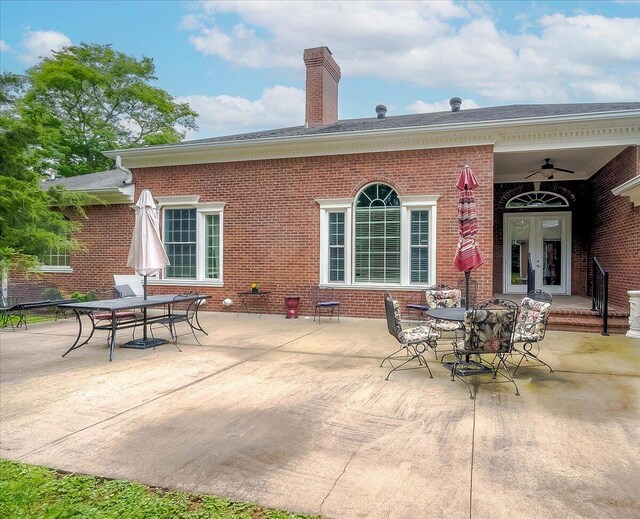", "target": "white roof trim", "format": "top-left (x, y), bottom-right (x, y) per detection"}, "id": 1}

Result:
top-left (104, 111), bottom-right (640, 169)
top-left (612, 175), bottom-right (640, 207)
